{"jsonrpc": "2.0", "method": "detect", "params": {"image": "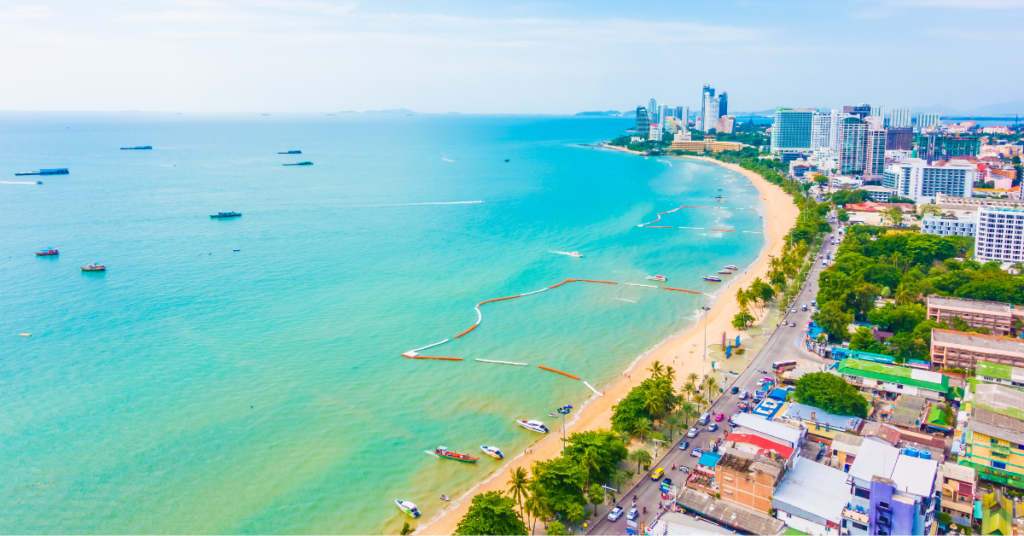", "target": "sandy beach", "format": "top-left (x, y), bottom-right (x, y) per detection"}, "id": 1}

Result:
top-left (416, 155), bottom-right (800, 535)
